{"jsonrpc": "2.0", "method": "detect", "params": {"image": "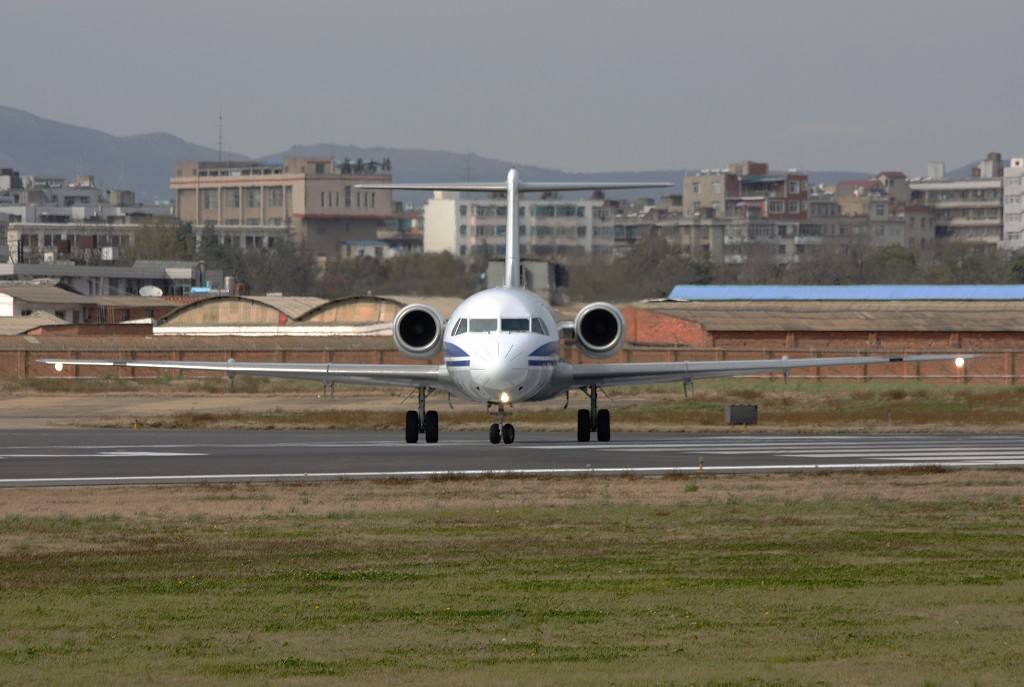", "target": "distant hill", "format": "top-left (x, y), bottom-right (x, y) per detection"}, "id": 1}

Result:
top-left (0, 105), bottom-right (243, 202)
top-left (0, 103), bottom-right (871, 203)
